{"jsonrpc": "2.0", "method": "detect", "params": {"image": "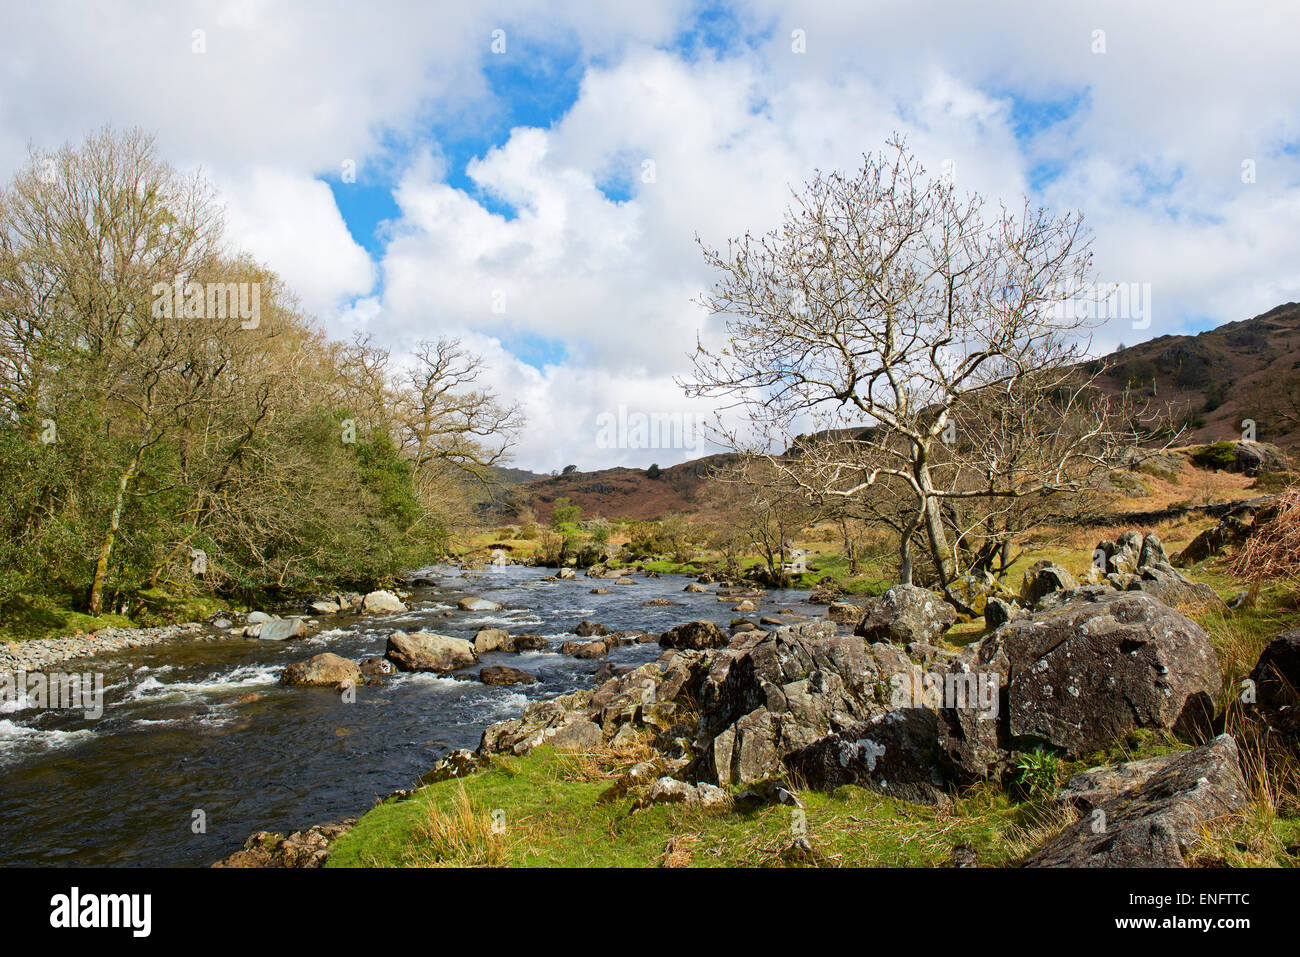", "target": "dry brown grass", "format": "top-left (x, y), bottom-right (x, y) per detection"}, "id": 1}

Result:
top-left (407, 784), bottom-right (508, 867)
top-left (660, 834), bottom-right (697, 867)
top-left (549, 732), bottom-right (663, 784)
top-left (1232, 487), bottom-right (1300, 586)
